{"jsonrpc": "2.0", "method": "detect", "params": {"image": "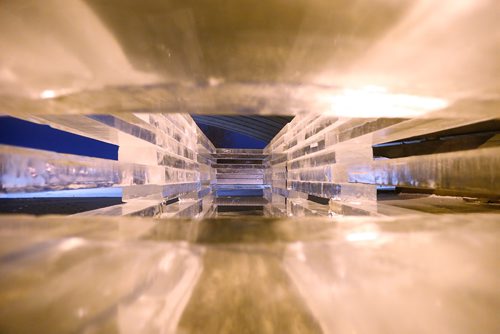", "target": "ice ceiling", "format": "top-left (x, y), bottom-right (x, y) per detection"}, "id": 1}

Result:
top-left (0, 0), bottom-right (499, 117)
